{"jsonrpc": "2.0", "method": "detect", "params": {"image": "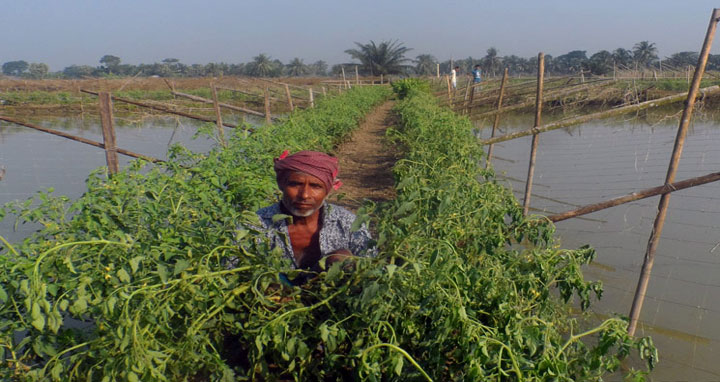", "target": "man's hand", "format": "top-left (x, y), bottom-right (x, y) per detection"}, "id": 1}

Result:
top-left (326, 249), bottom-right (355, 268)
